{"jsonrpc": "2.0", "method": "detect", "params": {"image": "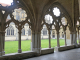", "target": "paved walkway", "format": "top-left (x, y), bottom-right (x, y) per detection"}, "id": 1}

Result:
top-left (23, 48), bottom-right (80, 60)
